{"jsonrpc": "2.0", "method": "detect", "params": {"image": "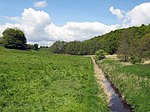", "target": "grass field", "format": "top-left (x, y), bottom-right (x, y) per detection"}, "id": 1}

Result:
top-left (98, 59), bottom-right (150, 112)
top-left (0, 47), bottom-right (108, 112)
